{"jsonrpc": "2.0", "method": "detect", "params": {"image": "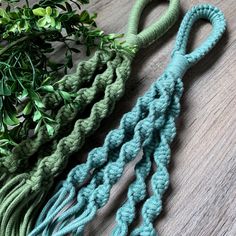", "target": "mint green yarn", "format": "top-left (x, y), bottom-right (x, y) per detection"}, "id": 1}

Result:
top-left (30, 4), bottom-right (226, 236)
top-left (0, 1), bottom-right (180, 235)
